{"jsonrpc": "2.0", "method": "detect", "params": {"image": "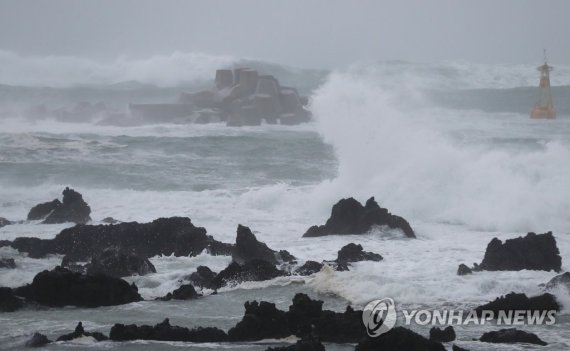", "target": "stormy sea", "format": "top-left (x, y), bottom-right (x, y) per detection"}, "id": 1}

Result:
top-left (1, 53), bottom-right (570, 350)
